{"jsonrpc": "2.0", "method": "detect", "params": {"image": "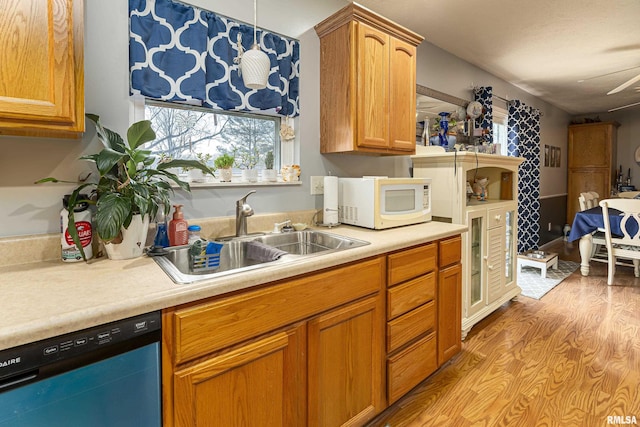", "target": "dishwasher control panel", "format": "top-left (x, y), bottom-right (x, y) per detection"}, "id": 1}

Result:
top-left (0, 311), bottom-right (161, 384)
